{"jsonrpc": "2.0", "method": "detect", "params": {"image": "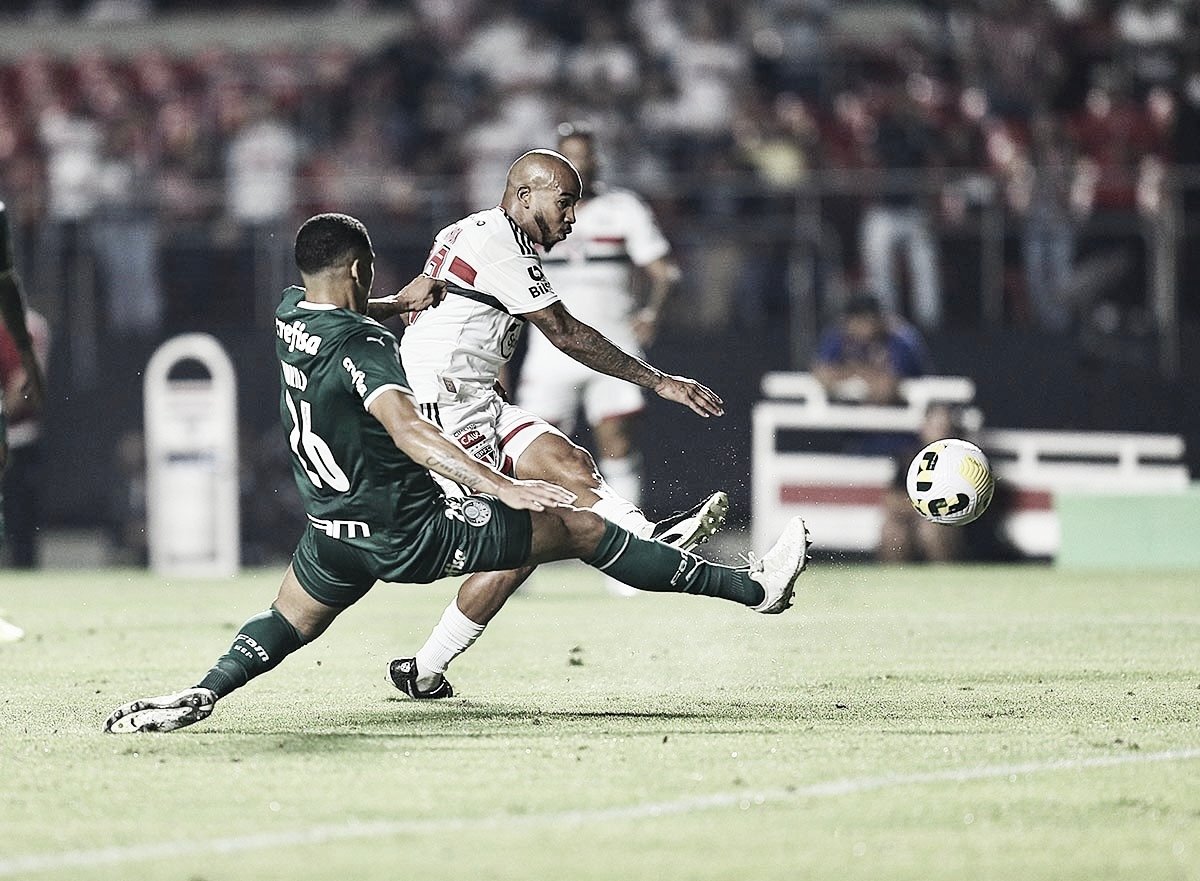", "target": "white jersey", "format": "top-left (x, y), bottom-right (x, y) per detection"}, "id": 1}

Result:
top-left (537, 186), bottom-right (670, 347)
top-left (401, 206), bottom-right (559, 404)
